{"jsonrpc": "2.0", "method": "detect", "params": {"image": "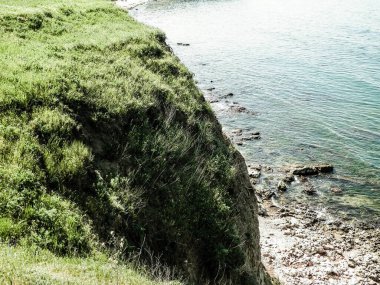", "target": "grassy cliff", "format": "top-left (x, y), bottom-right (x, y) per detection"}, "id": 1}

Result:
top-left (0, 0), bottom-right (270, 283)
